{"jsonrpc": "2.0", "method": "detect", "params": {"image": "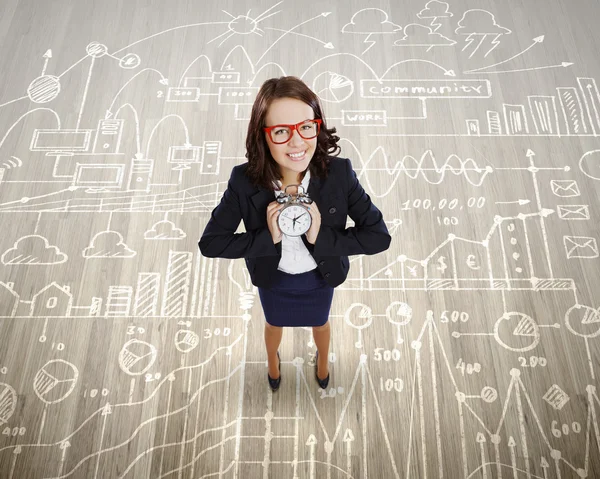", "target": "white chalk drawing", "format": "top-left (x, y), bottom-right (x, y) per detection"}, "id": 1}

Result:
top-left (144, 219), bottom-right (186, 240)
top-left (0, 281), bottom-right (20, 318)
top-left (118, 339), bottom-right (158, 376)
top-left (463, 35), bottom-right (556, 75)
top-left (31, 282), bottom-right (73, 317)
top-left (494, 312), bottom-right (540, 352)
top-left (27, 75), bottom-right (61, 104)
top-left (528, 95), bottom-right (560, 135)
top-left (455, 9), bottom-right (512, 58)
top-left (0, 2), bottom-right (598, 478)
top-left (174, 330), bottom-right (200, 353)
top-left (33, 360), bottom-right (78, 405)
top-left (578, 78), bottom-right (600, 134)
top-left (344, 144), bottom-right (493, 197)
top-left (311, 71), bottom-right (354, 103)
top-left (1, 156), bottom-right (22, 170)
top-left (208, 3), bottom-right (281, 47)
top-left (565, 304), bottom-right (600, 339)
top-left (341, 8), bottom-right (402, 54)
top-left (82, 231), bottom-right (136, 258)
top-left (0, 384), bottom-right (17, 426)
top-left (550, 179), bottom-right (581, 197)
top-left (557, 205), bottom-right (590, 221)
top-left (563, 236), bottom-right (599, 259)
top-left (579, 149), bottom-right (600, 180)
top-left (543, 384), bottom-right (570, 410)
top-left (417, 1), bottom-right (453, 33)
top-left (1, 235), bottom-right (68, 265)
top-left (393, 23), bottom-right (456, 52)
top-left (344, 303), bottom-right (373, 348)
top-left (385, 301), bottom-right (412, 344)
